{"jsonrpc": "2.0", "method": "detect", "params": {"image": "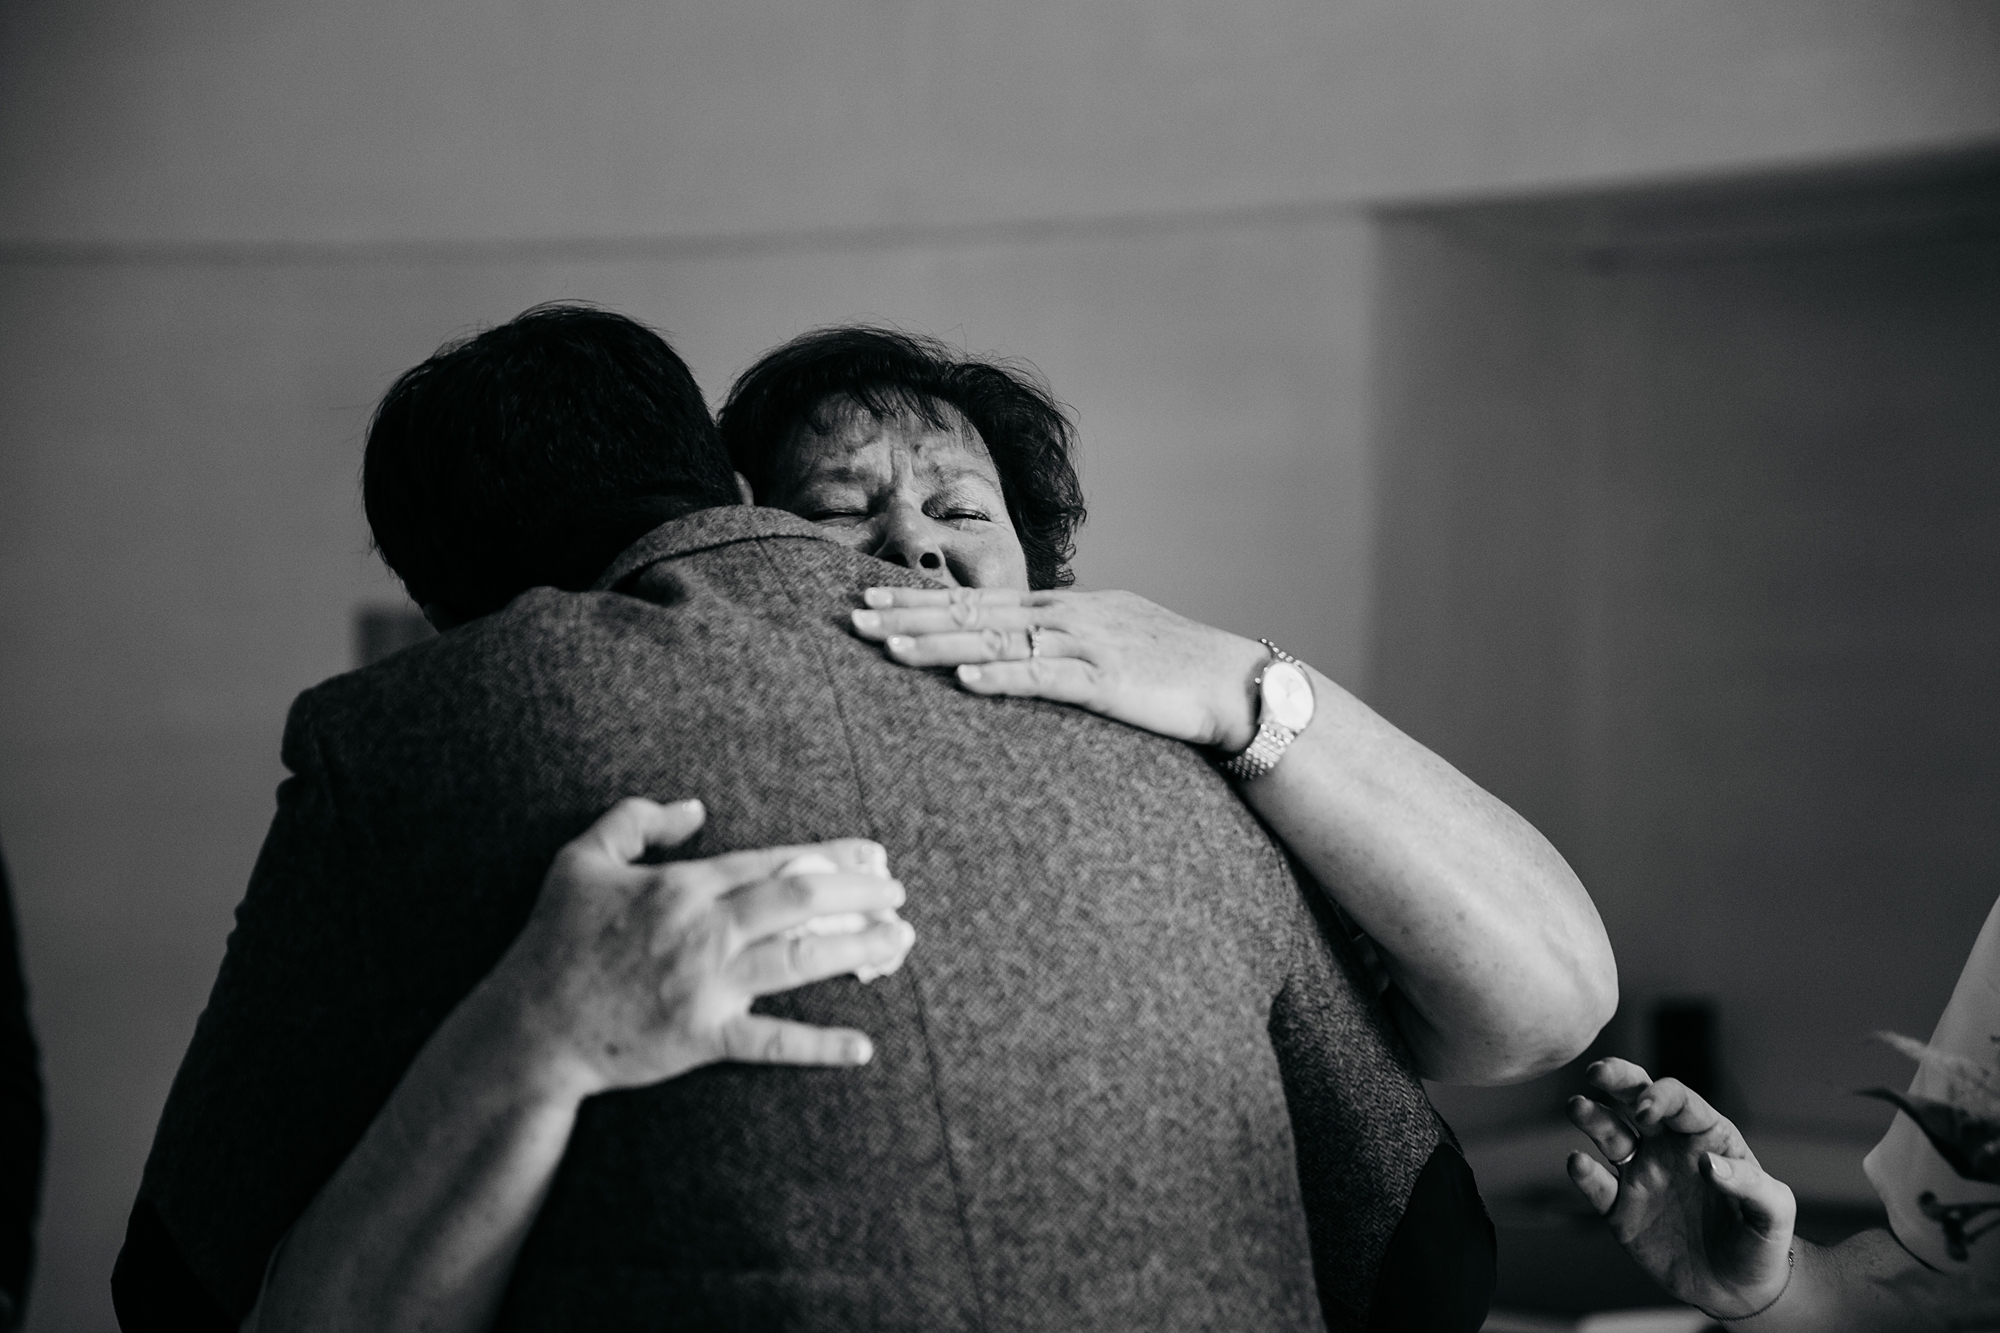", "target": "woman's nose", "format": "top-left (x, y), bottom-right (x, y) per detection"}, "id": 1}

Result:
top-left (874, 506), bottom-right (948, 577)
